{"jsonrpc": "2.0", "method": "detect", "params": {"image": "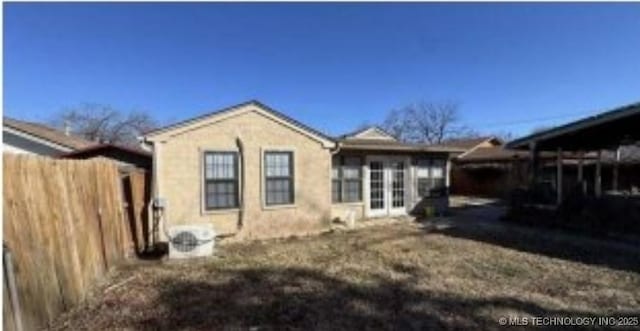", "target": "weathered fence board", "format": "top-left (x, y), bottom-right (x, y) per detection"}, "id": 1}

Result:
top-left (3, 154), bottom-right (140, 330)
top-left (121, 170), bottom-right (151, 254)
